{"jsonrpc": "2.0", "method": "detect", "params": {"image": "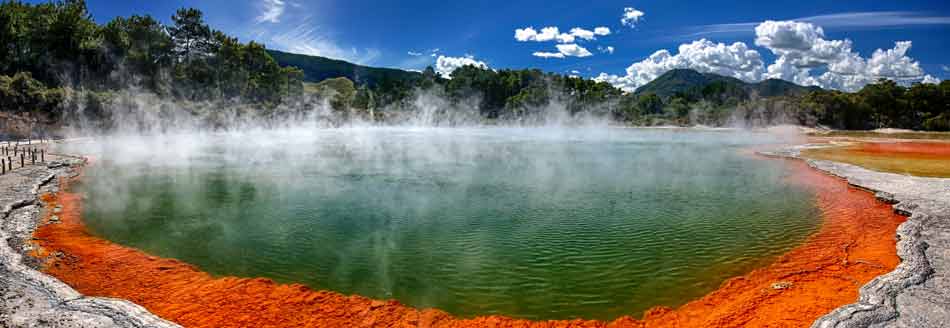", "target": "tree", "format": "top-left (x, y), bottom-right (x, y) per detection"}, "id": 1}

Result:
top-left (859, 78), bottom-right (906, 128)
top-left (904, 82), bottom-right (941, 129)
top-left (0, 1), bottom-right (29, 74)
top-left (0, 72), bottom-right (64, 115)
top-left (0, 2), bottom-right (306, 117)
top-left (102, 14), bottom-right (172, 90)
top-left (666, 96), bottom-right (690, 119)
top-left (637, 93), bottom-right (663, 115)
top-left (47, 0), bottom-right (98, 60)
top-left (169, 8), bottom-right (213, 63)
